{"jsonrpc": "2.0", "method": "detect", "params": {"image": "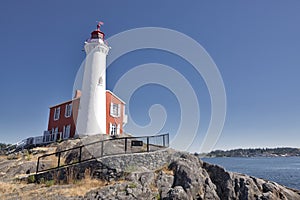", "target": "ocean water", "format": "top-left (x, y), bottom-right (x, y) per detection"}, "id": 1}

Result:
top-left (202, 157), bottom-right (300, 190)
